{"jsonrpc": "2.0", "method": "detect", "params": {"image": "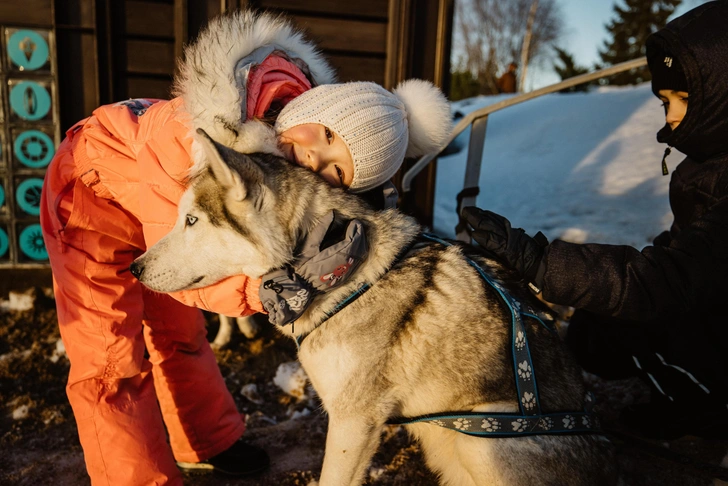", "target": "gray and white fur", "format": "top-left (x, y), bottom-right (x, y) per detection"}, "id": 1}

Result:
top-left (133, 133), bottom-right (616, 486)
